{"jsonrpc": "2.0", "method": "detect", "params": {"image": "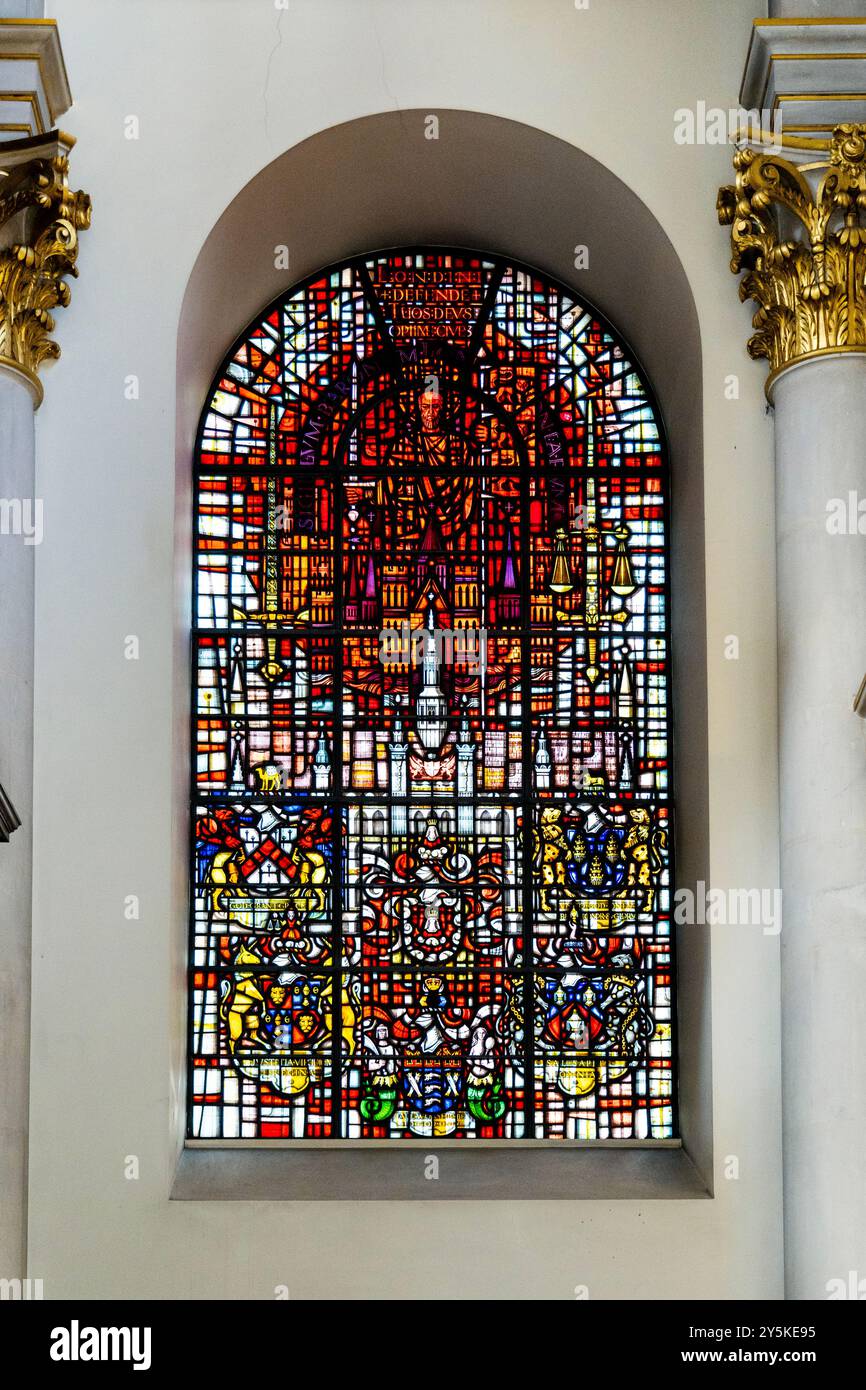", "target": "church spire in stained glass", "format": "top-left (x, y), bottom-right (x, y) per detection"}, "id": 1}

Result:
top-left (415, 599), bottom-right (448, 753)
